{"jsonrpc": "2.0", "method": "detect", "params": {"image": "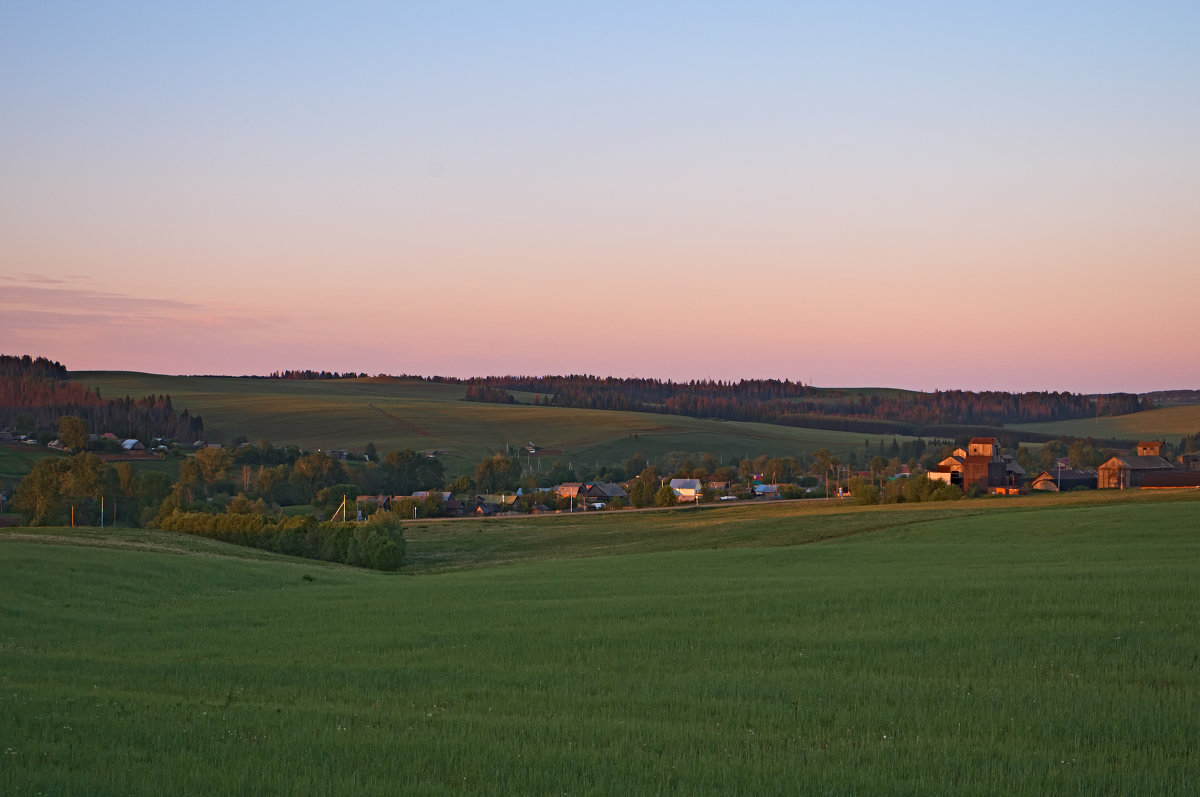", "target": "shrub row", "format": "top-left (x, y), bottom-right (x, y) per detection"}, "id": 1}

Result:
top-left (157, 510), bottom-right (405, 570)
